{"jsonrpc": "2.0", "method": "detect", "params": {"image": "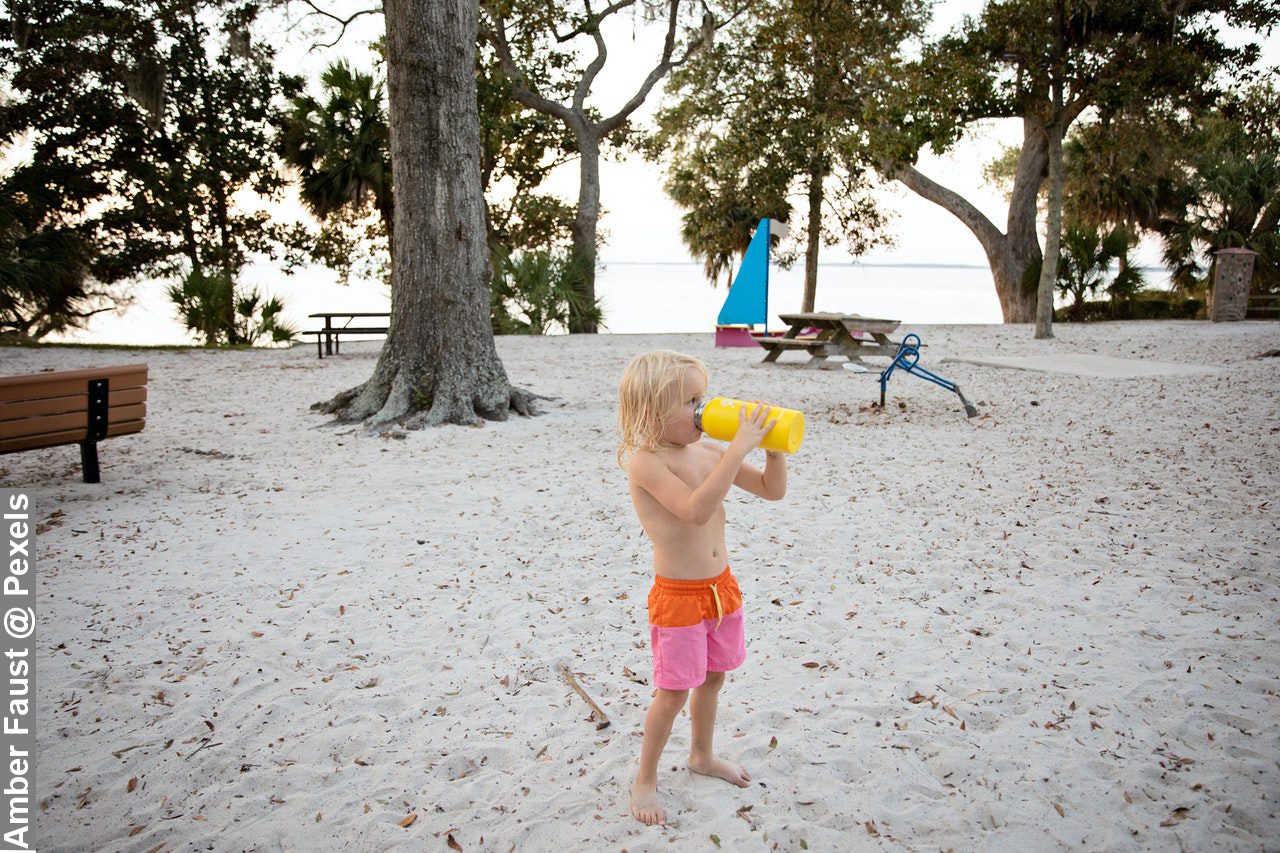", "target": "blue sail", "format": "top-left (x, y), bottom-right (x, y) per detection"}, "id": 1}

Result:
top-left (716, 219), bottom-right (770, 325)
